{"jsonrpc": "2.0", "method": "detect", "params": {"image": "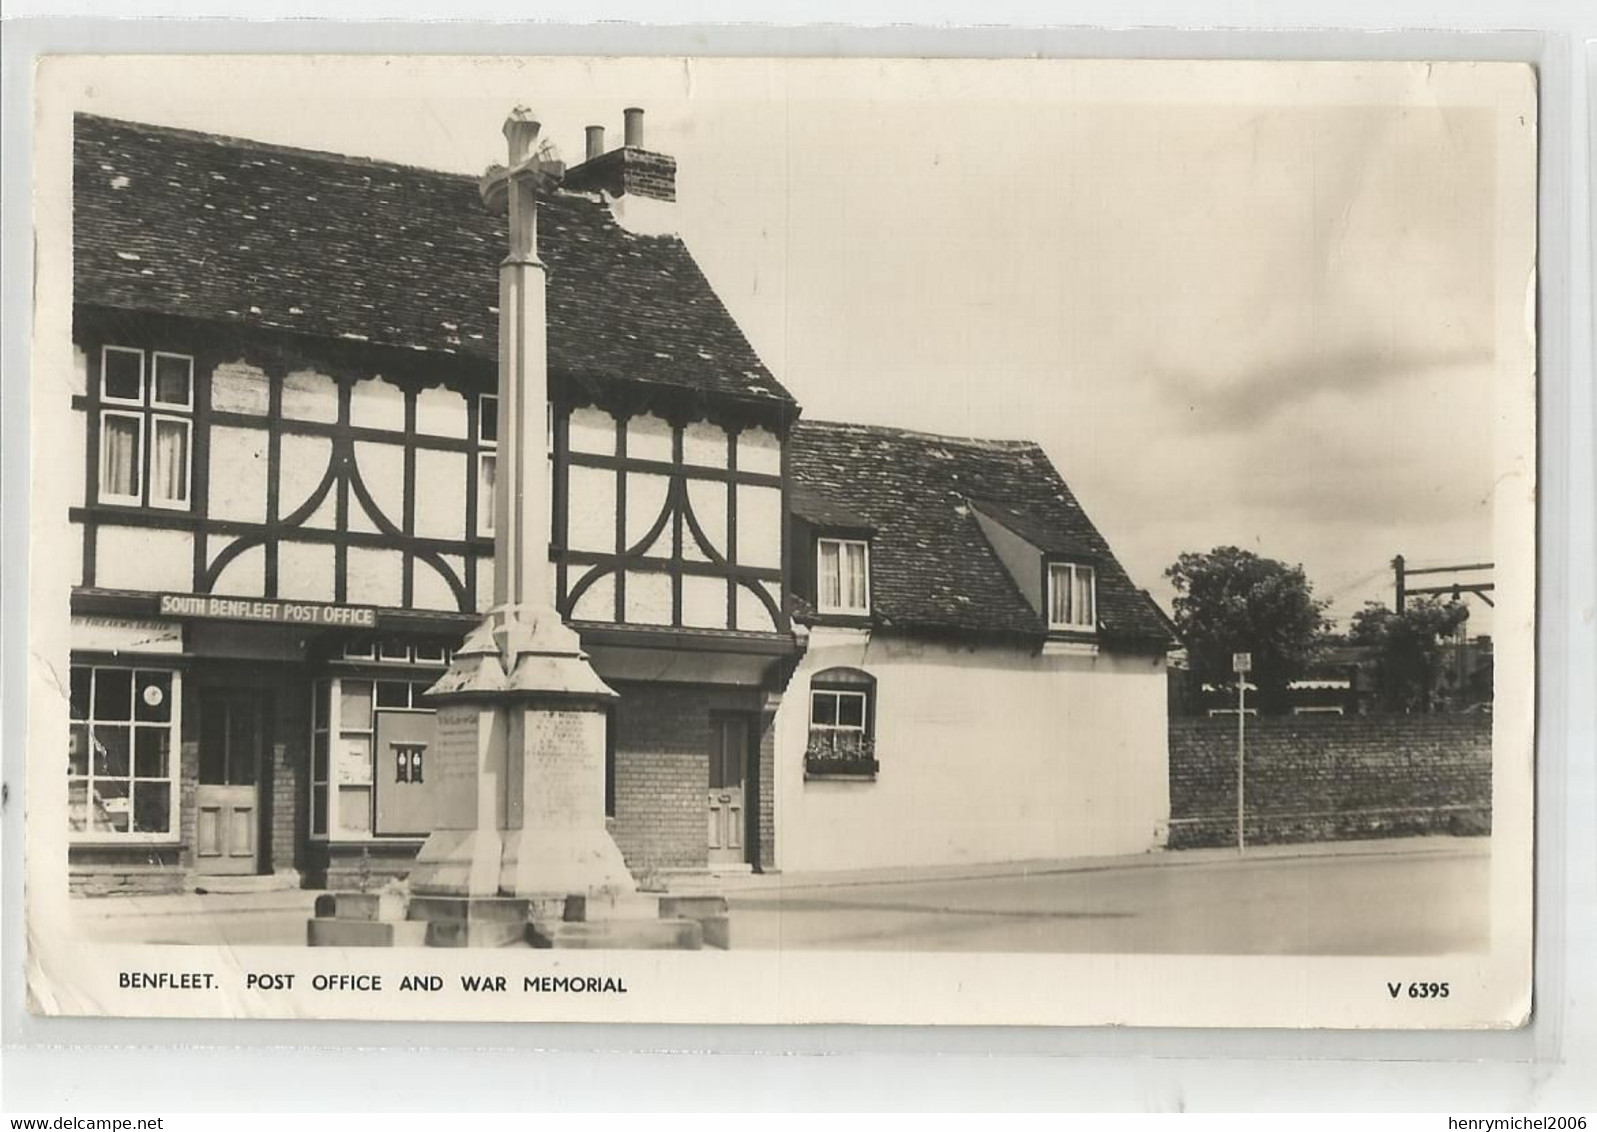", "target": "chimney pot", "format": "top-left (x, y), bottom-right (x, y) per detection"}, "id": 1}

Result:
top-left (585, 125), bottom-right (605, 162)
top-left (623, 107), bottom-right (644, 148)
